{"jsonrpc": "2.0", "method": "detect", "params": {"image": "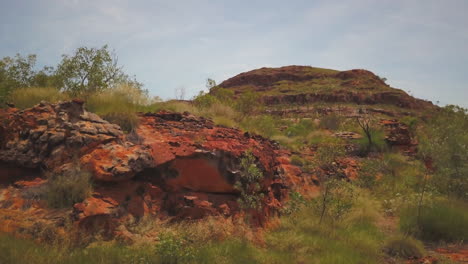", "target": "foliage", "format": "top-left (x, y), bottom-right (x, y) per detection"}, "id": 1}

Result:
top-left (0, 54), bottom-right (55, 106)
top-left (418, 105), bottom-right (468, 200)
top-left (8, 87), bottom-right (69, 109)
top-left (211, 87), bottom-right (234, 104)
top-left (280, 191), bottom-right (306, 215)
top-left (193, 91), bottom-right (217, 109)
top-left (156, 232), bottom-right (196, 264)
top-left (285, 118), bottom-right (315, 137)
top-left (0, 198), bottom-right (387, 264)
top-left (311, 143), bottom-right (349, 224)
top-left (355, 114), bottom-right (387, 155)
top-left (311, 179), bottom-right (356, 223)
top-left (235, 91), bottom-right (259, 115)
top-left (384, 236), bottom-right (425, 259)
top-left (356, 128), bottom-right (387, 155)
top-left (399, 200), bottom-right (468, 242)
top-left (45, 166), bottom-right (93, 208)
top-left (240, 115), bottom-right (278, 138)
top-left (234, 151), bottom-right (265, 209)
top-left (55, 45), bottom-right (141, 97)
